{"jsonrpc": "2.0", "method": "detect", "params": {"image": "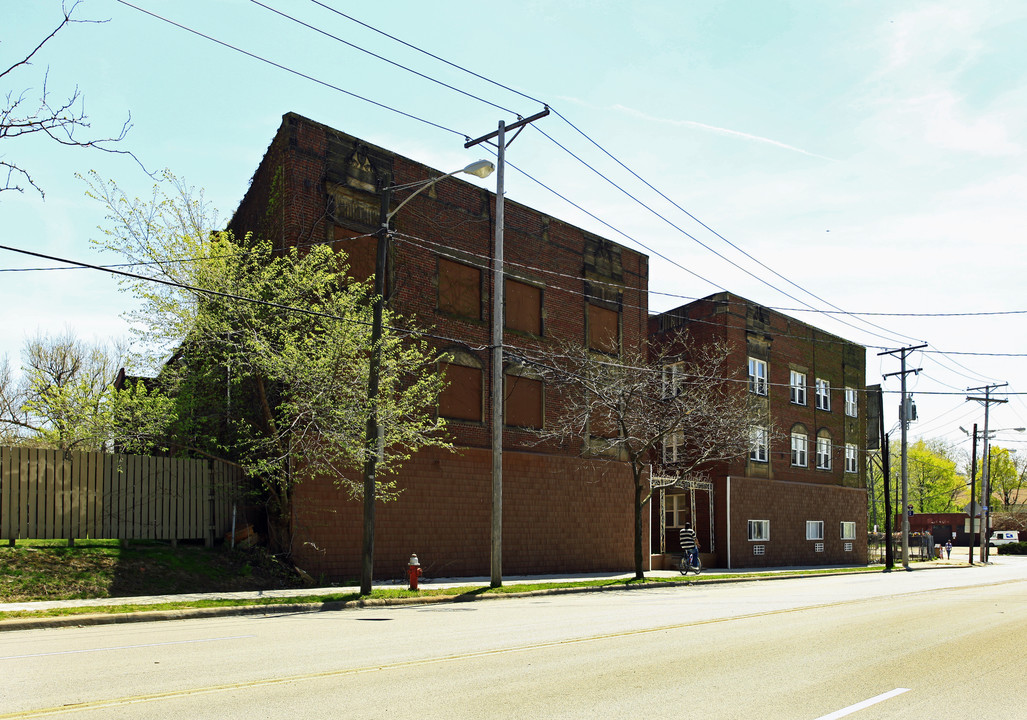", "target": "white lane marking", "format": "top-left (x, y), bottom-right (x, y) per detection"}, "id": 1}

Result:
top-left (814, 688), bottom-right (911, 719)
top-left (0, 635), bottom-right (255, 660)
